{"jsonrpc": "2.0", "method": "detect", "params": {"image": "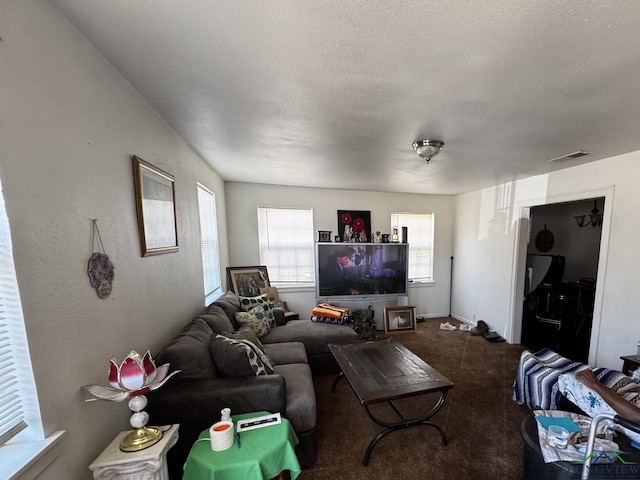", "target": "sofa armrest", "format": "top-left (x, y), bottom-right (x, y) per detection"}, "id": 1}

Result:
top-left (147, 375), bottom-right (287, 479)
